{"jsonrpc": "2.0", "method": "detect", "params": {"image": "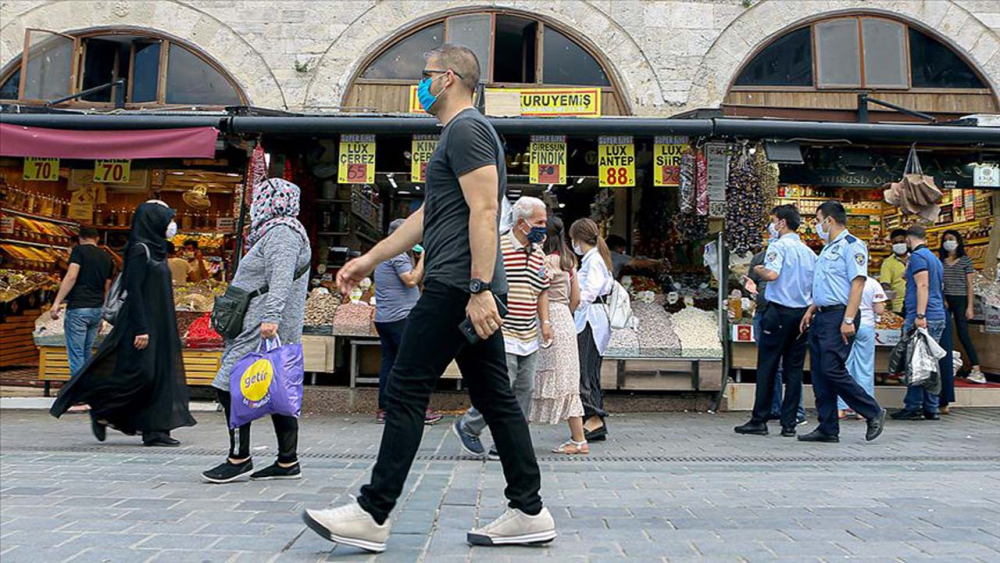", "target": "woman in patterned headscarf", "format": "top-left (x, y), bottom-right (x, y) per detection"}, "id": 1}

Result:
top-left (202, 178), bottom-right (312, 484)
